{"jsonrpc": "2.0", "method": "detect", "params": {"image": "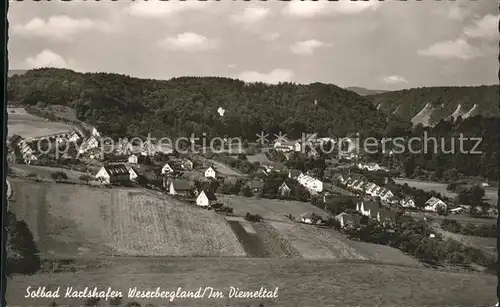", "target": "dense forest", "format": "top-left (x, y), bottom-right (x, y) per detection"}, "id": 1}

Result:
top-left (374, 115), bottom-right (499, 181)
top-left (368, 85), bottom-right (499, 125)
top-left (7, 68), bottom-right (387, 140)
